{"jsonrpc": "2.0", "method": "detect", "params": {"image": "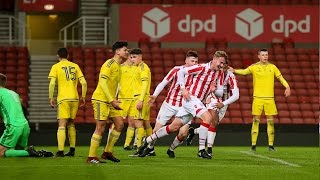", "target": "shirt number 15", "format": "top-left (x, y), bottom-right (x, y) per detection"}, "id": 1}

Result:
top-left (62, 66), bottom-right (76, 81)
